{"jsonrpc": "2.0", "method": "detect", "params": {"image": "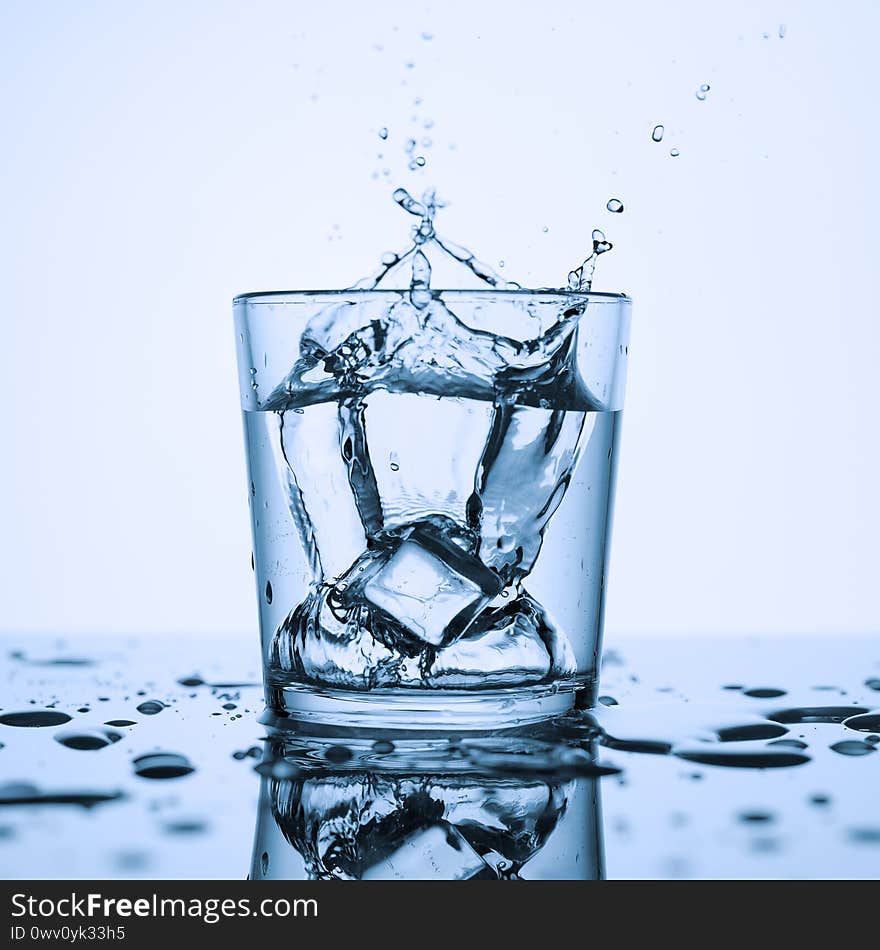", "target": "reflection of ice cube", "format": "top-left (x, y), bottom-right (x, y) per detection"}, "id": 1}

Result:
top-left (361, 822), bottom-right (493, 880)
top-left (360, 527), bottom-right (501, 647)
